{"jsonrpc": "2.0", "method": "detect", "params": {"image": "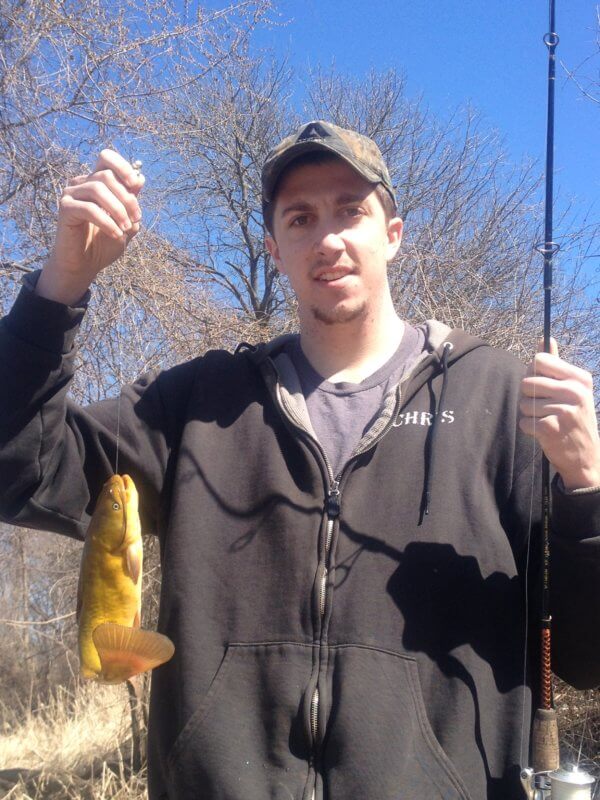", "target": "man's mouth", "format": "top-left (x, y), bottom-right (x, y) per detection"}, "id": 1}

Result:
top-left (314, 267), bottom-right (354, 282)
